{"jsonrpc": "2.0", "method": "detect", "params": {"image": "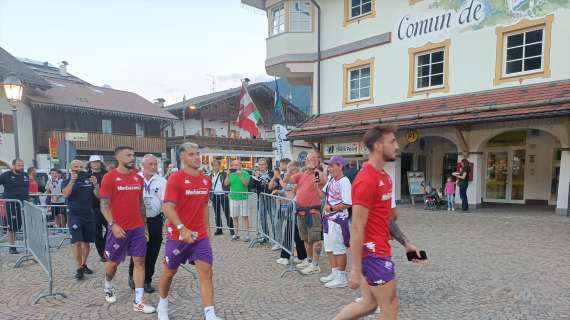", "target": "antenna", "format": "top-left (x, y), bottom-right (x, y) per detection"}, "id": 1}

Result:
top-left (207, 74), bottom-right (216, 93)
